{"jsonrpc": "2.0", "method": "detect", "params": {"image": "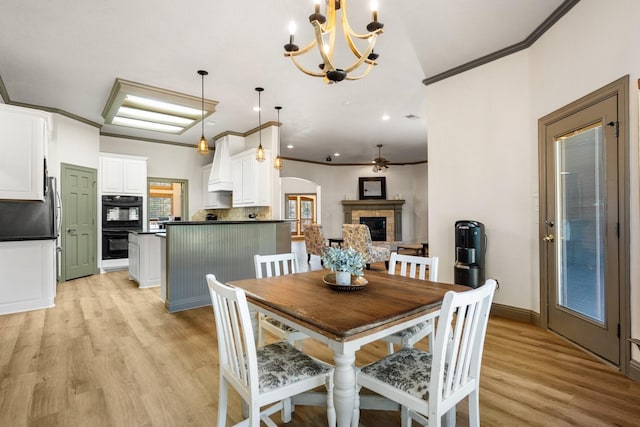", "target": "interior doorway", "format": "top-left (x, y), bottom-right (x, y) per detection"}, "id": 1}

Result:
top-left (538, 76), bottom-right (629, 370)
top-left (147, 177), bottom-right (189, 229)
